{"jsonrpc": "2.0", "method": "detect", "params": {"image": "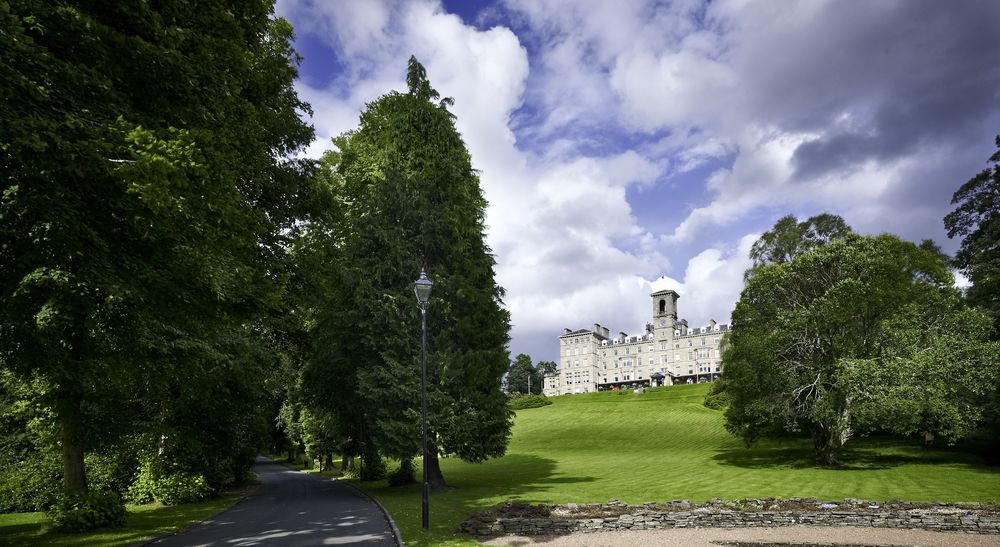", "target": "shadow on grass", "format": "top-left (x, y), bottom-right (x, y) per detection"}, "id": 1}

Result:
top-left (365, 453), bottom-right (595, 547)
top-left (713, 438), bottom-right (996, 471)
